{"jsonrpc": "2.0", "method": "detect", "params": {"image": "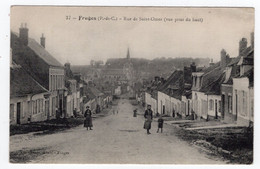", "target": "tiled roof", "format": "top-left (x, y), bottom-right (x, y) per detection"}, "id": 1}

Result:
top-left (83, 88), bottom-right (96, 103)
top-left (158, 70), bottom-right (184, 100)
top-left (10, 66), bottom-right (48, 97)
top-left (89, 86), bottom-right (104, 97)
top-left (223, 64), bottom-right (240, 85)
top-left (200, 66), bottom-right (222, 89)
top-left (201, 72), bottom-right (225, 95)
top-left (238, 51), bottom-right (254, 66)
top-left (28, 38), bottom-right (63, 67)
top-left (11, 32), bottom-right (64, 89)
top-left (11, 32), bottom-right (63, 67)
top-left (228, 46), bottom-right (252, 66)
top-left (202, 62), bottom-right (220, 74)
